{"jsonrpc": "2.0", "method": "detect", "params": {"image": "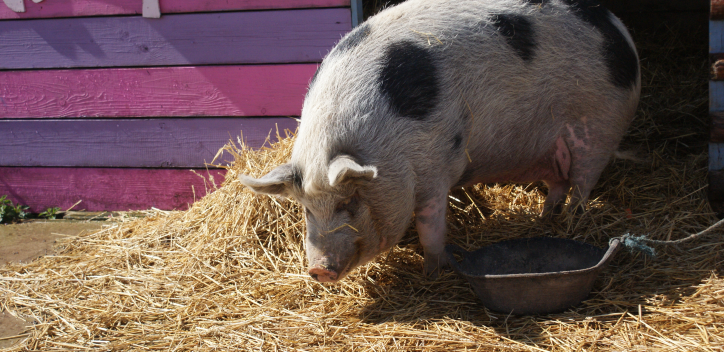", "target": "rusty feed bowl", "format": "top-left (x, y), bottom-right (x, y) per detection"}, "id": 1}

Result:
top-left (445, 237), bottom-right (620, 315)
